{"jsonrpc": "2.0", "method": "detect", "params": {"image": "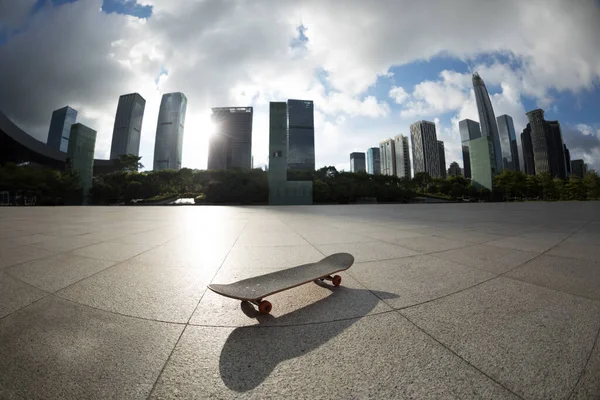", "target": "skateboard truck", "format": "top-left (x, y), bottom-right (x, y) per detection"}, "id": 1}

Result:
top-left (316, 274), bottom-right (342, 287)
